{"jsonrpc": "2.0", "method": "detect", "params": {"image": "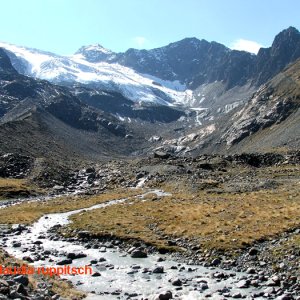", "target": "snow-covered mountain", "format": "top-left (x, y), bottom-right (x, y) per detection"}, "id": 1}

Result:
top-left (75, 44), bottom-right (116, 62)
top-left (0, 42), bottom-right (195, 106)
top-left (1, 26), bottom-right (300, 113)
